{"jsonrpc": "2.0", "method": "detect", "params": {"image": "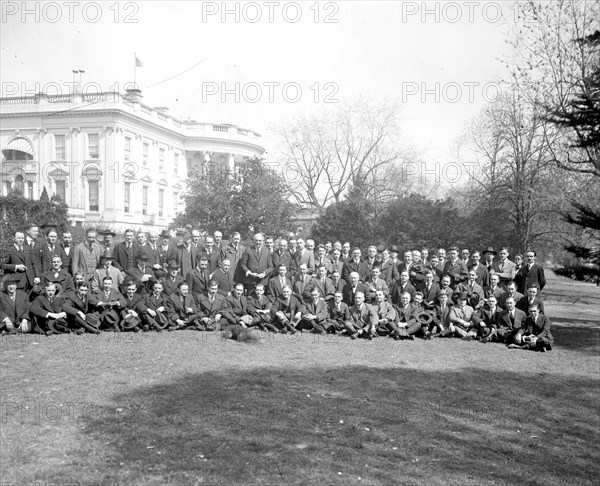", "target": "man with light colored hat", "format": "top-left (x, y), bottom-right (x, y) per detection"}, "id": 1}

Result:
top-left (448, 291), bottom-right (476, 339)
top-left (0, 274), bottom-right (32, 334)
